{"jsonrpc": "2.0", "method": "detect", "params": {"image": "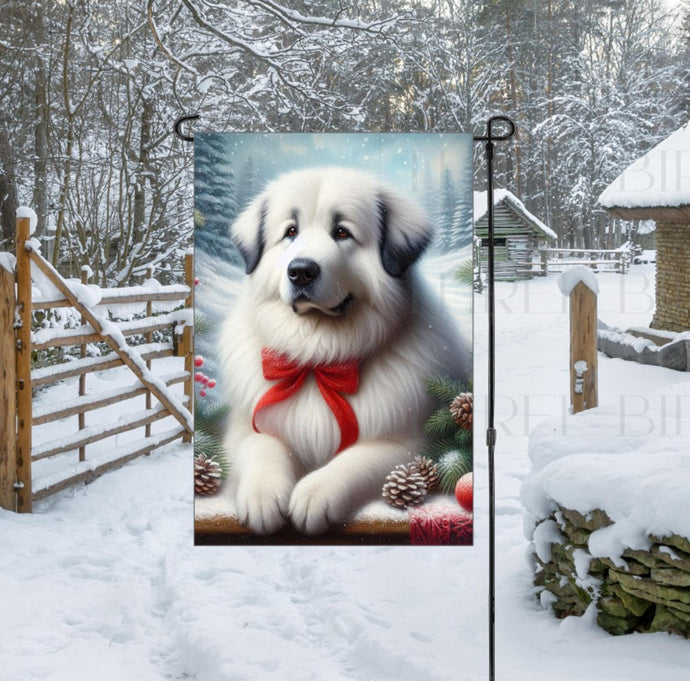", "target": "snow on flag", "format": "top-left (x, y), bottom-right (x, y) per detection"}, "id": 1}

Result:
top-left (192, 133), bottom-right (474, 545)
